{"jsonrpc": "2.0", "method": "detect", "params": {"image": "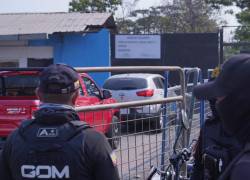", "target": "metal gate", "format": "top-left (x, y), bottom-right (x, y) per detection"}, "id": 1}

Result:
top-left (0, 66), bottom-right (206, 179)
top-left (74, 66), bottom-right (202, 179)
